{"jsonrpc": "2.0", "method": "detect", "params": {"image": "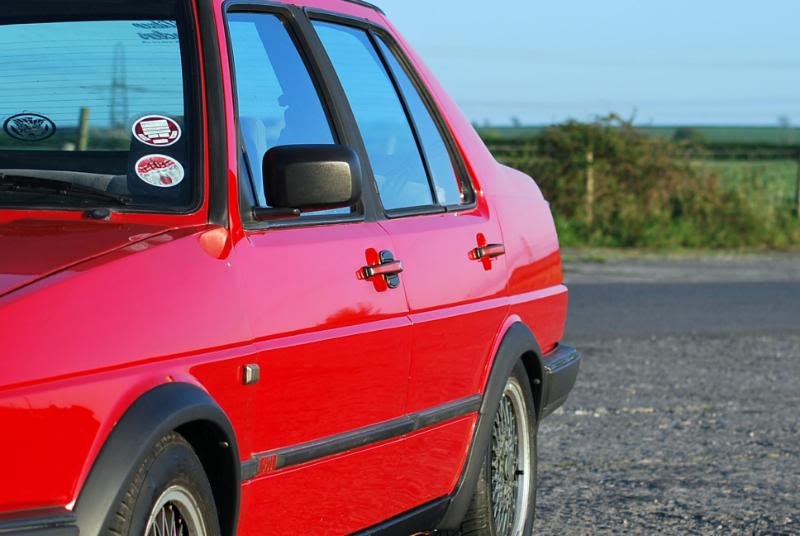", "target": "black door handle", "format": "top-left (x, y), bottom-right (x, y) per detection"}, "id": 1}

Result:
top-left (362, 250), bottom-right (403, 289)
